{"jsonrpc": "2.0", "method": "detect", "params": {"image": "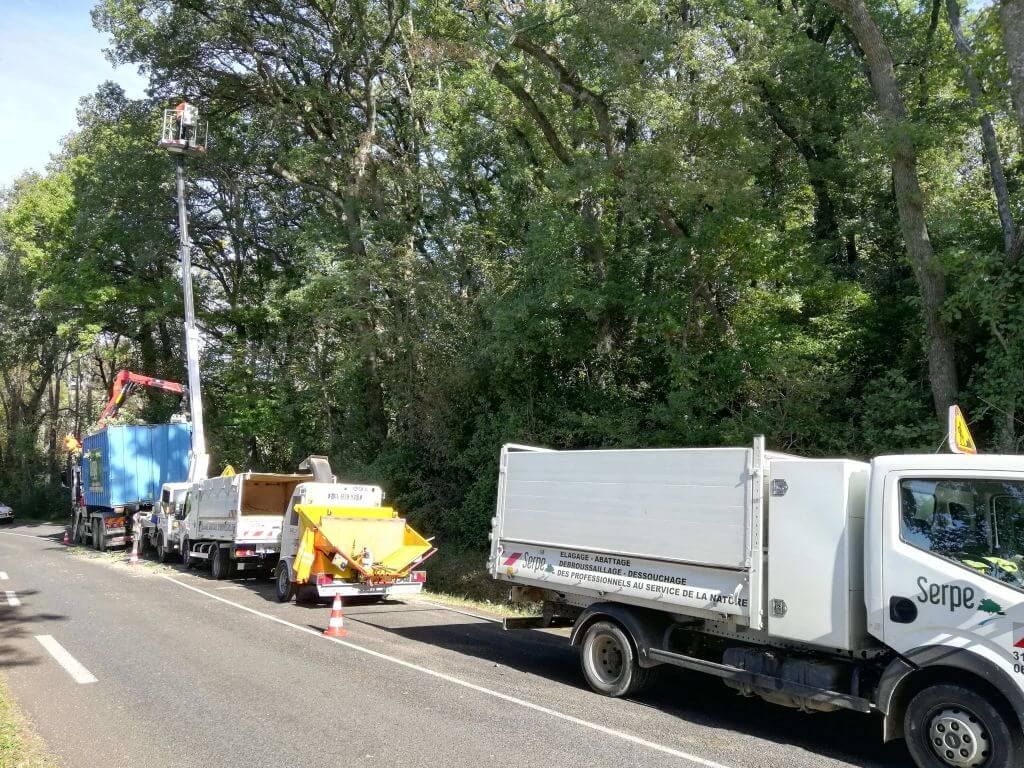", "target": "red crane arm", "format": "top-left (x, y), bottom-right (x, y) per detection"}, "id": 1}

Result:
top-left (97, 370), bottom-right (186, 422)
